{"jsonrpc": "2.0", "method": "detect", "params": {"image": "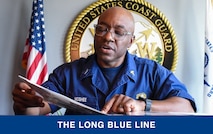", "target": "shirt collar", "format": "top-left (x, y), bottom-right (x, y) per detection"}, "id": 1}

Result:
top-left (120, 52), bottom-right (137, 82)
top-left (80, 52), bottom-right (137, 82)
